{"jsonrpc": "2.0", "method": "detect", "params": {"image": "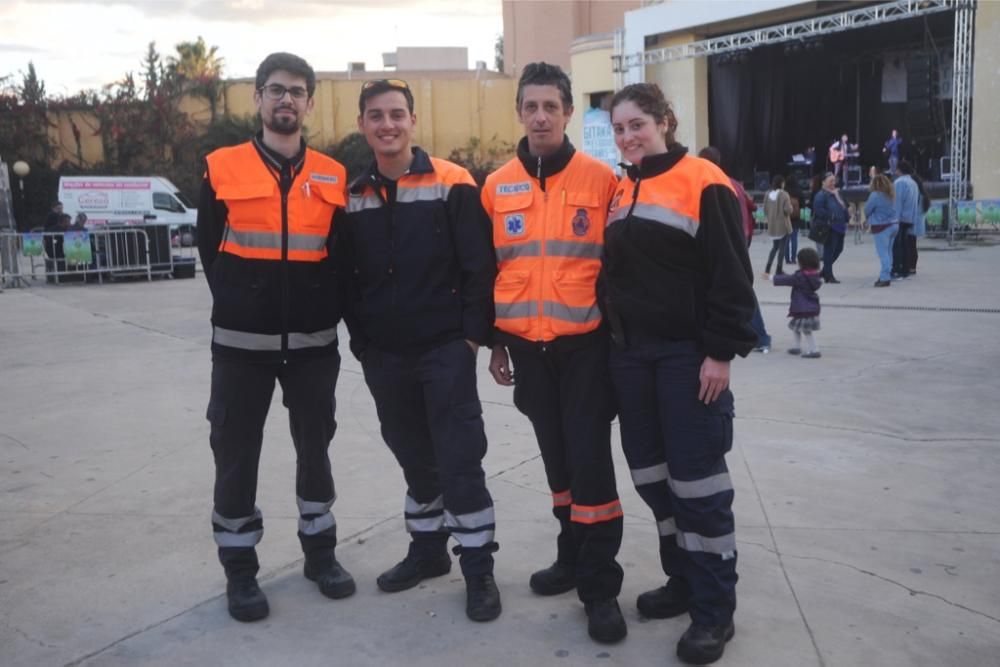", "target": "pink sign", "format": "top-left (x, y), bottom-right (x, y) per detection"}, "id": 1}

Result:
top-left (63, 181), bottom-right (151, 190)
